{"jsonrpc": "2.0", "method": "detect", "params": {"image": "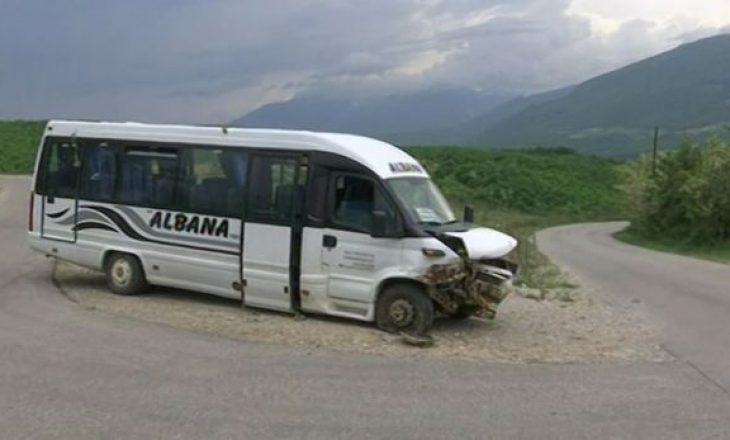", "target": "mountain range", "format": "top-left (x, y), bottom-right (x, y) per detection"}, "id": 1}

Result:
top-left (233, 89), bottom-right (513, 139)
top-left (233, 34), bottom-right (730, 157)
